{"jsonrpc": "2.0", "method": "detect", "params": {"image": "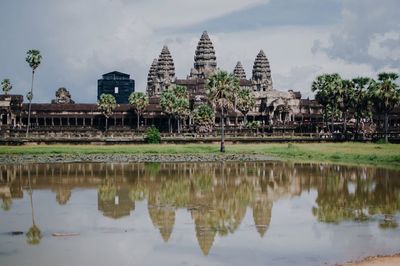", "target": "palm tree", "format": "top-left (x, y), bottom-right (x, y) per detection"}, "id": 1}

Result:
top-left (369, 72), bottom-right (400, 143)
top-left (352, 77), bottom-right (372, 140)
top-left (311, 73), bottom-right (343, 133)
top-left (25, 49), bottom-right (42, 137)
top-left (172, 85), bottom-right (189, 133)
top-left (1, 79), bottom-right (12, 95)
top-left (128, 92), bottom-right (149, 129)
top-left (236, 87), bottom-right (256, 124)
top-left (173, 97), bottom-right (189, 134)
top-left (160, 88), bottom-right (176, 133)
top-left (97, 93), bottom-right (117, 130)
top-left (26, 167), bottom-right (42, 245)
top-left (206, 70), bottom-right (239, 152)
